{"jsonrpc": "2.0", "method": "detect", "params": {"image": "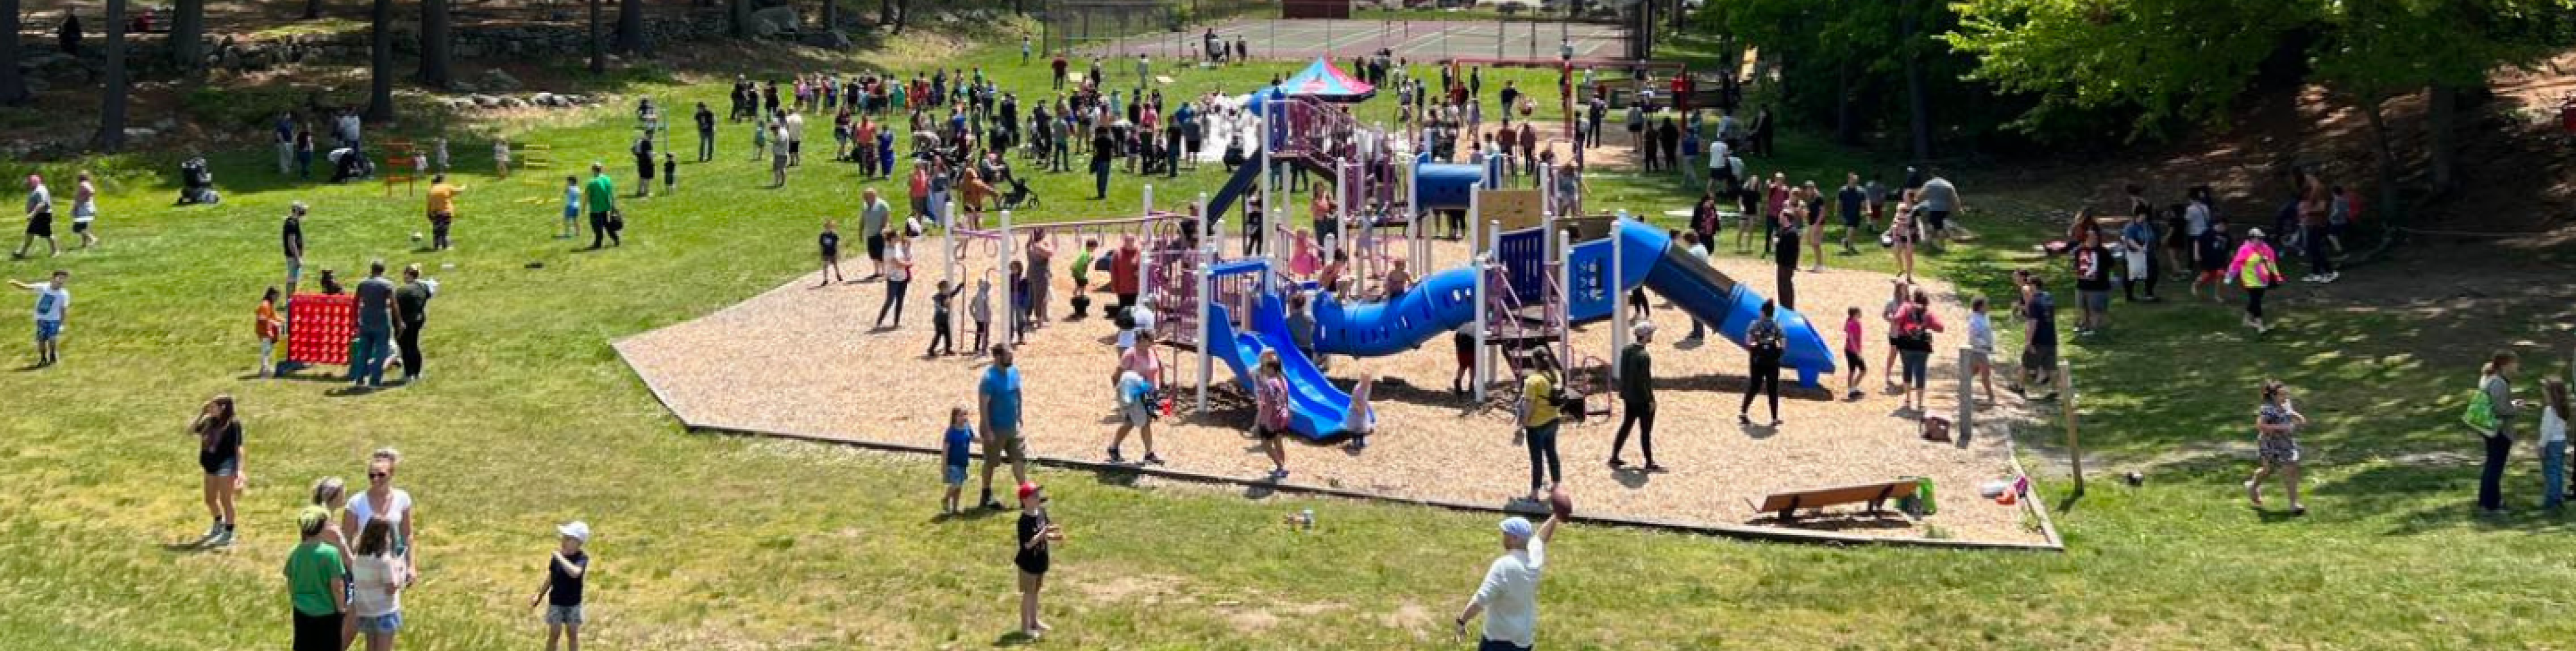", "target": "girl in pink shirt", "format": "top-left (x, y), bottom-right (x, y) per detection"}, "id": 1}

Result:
top-left (1254, 351), bottom-right (1292, 480)
top-left (1843, 307), bottom-right (1868, 400)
